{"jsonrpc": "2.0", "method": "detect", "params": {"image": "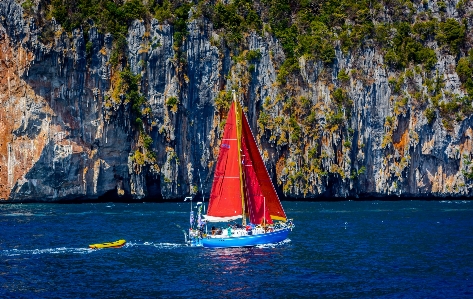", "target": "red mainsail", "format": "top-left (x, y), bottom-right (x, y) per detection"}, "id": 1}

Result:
top-left (206, 99), bottom-right (287, 224)
top-left (206, 102), bottom-right (243, 221)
